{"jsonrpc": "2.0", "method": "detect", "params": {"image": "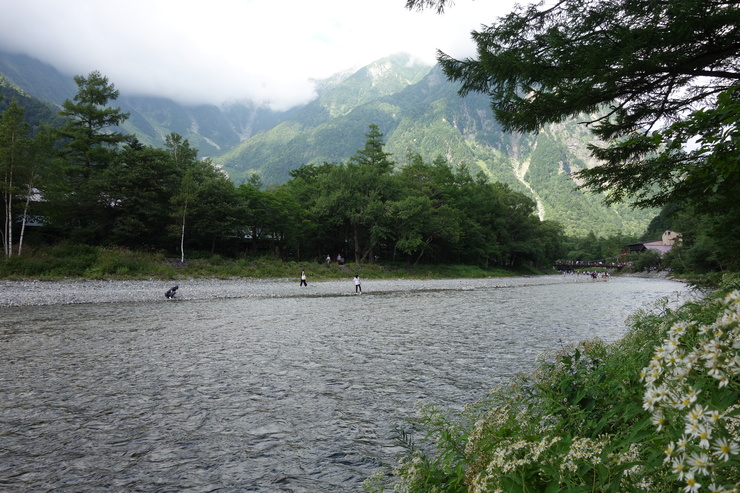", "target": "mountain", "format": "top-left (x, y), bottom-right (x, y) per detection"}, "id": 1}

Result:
top-left (0, 51), bottom-right (285, 157)
top-left (0, 50), bottom-right (655, 237)
top-left (214, 57), bottom-right (656, 237)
